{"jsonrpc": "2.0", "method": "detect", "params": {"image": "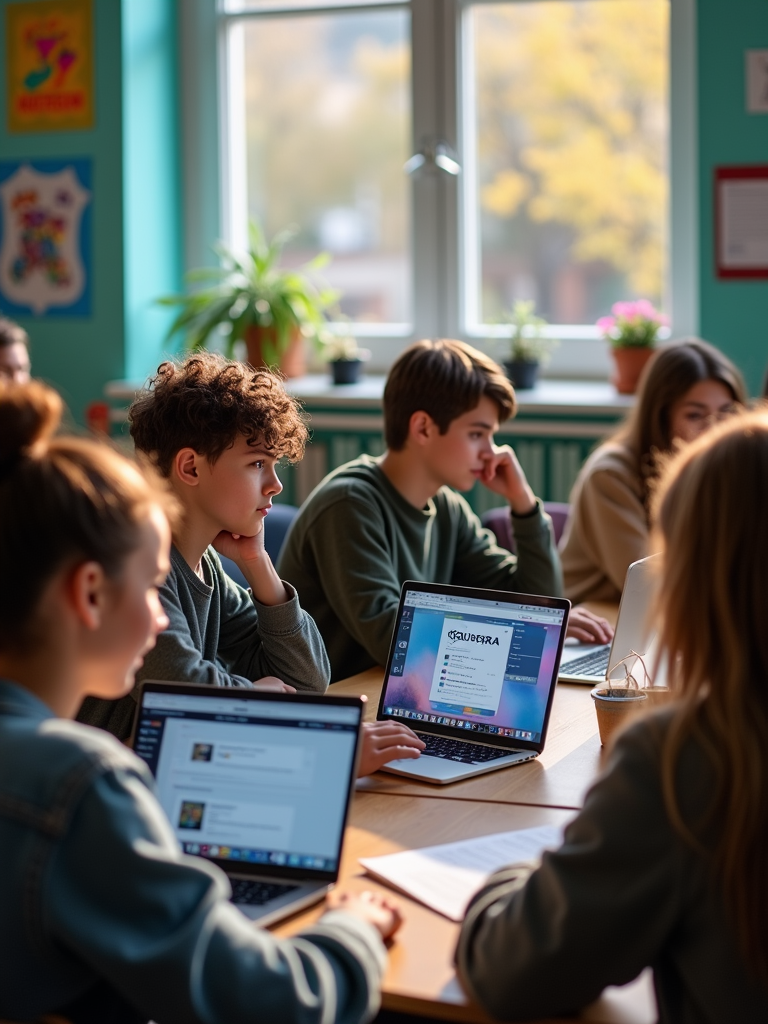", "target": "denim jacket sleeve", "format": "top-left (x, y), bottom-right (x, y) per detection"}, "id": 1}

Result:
top-left (45, 758), bottom-right (386, 1024)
